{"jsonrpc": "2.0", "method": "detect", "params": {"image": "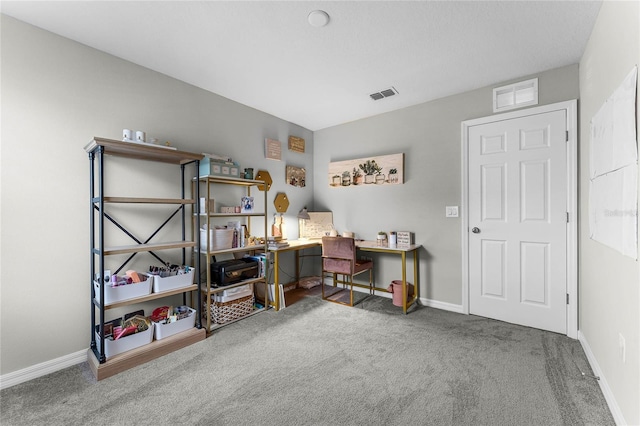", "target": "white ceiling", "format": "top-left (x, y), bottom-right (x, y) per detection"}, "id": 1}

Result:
top-left (1, 1), bottom-right (602, 131)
